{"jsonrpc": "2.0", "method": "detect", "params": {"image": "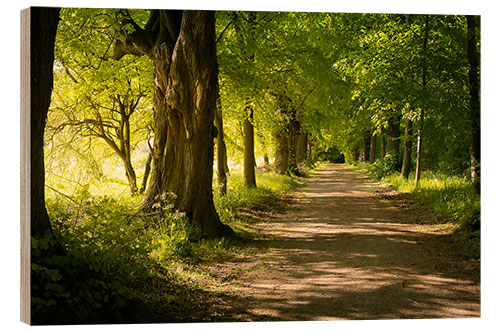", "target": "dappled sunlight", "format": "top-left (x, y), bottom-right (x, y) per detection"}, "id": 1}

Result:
top-left (215, 164), bottom-right (479, 321)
